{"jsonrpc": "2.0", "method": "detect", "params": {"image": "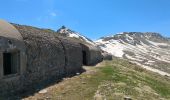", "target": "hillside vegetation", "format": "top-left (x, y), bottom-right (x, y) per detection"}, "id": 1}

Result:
top-left (23, 58), bottom-right (170, 100)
